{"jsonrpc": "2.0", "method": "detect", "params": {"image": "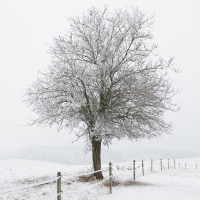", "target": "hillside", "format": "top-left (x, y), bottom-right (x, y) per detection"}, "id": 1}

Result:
top-left (0, 158), bottom-right (200, 199)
